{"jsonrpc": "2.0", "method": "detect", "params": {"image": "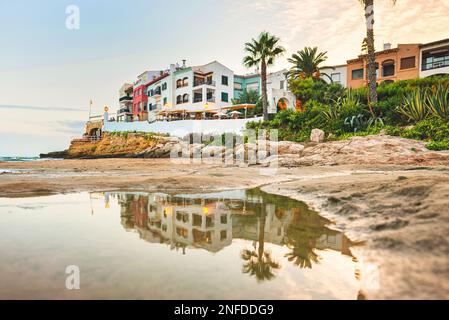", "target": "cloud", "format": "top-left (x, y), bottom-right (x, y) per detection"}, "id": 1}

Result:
top-left (228, 0), bottom-right (449, 65)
